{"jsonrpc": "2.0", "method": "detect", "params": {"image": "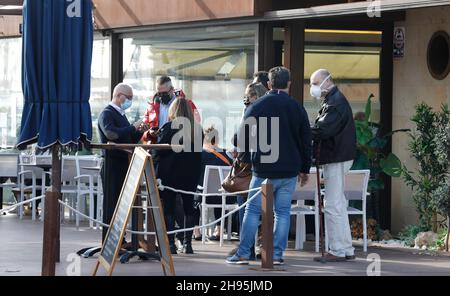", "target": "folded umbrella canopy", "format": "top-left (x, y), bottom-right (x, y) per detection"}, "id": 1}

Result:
top-left (18, 0), bottom-right (93, 150)
top-left (17, 0), bottom-right (94, 276)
